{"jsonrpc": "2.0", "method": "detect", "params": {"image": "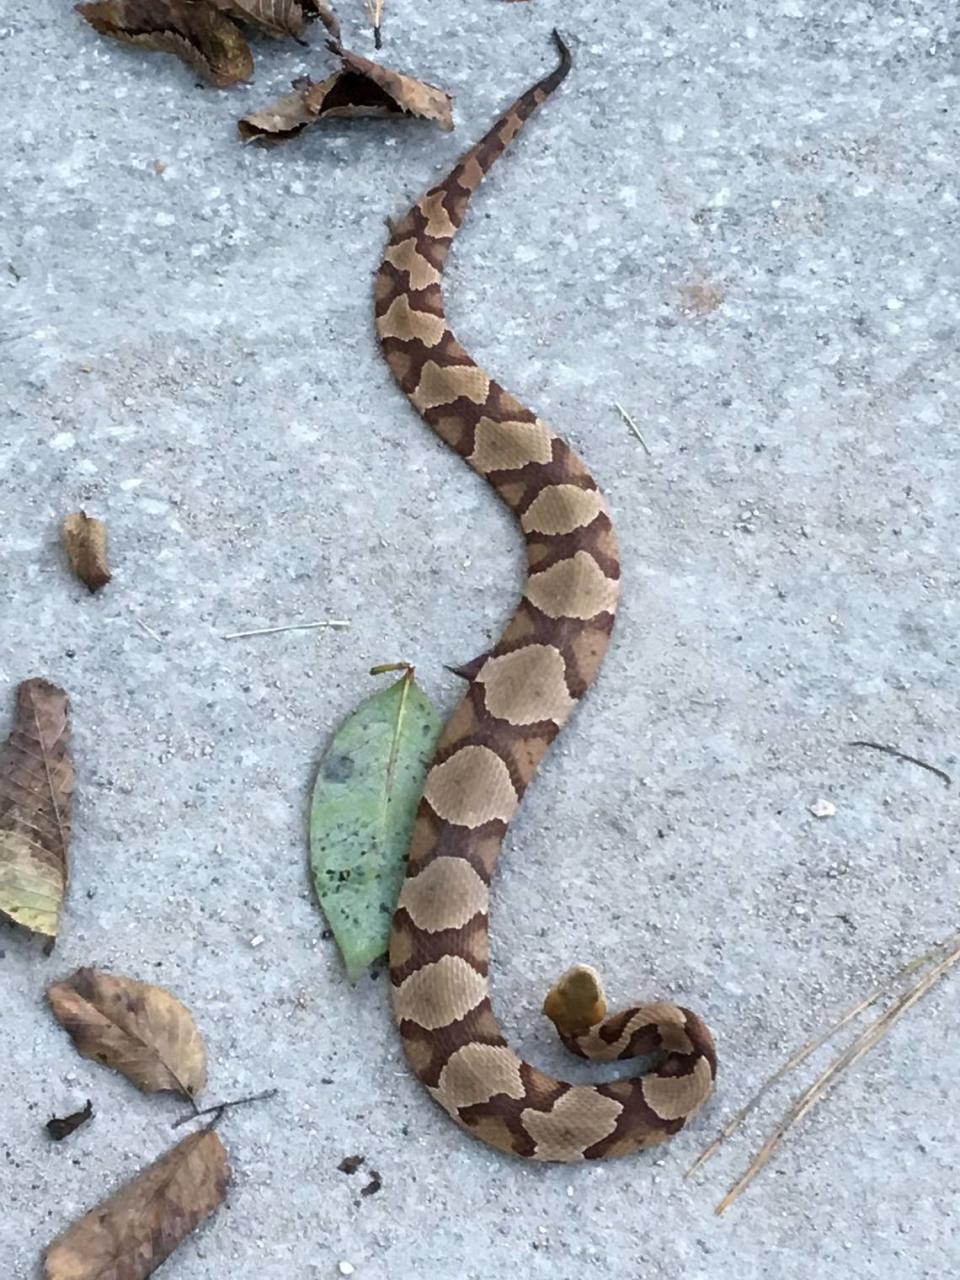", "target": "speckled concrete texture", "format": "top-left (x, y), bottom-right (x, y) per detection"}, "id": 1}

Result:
top-left (2, 1), bottom-right (958, 1277)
